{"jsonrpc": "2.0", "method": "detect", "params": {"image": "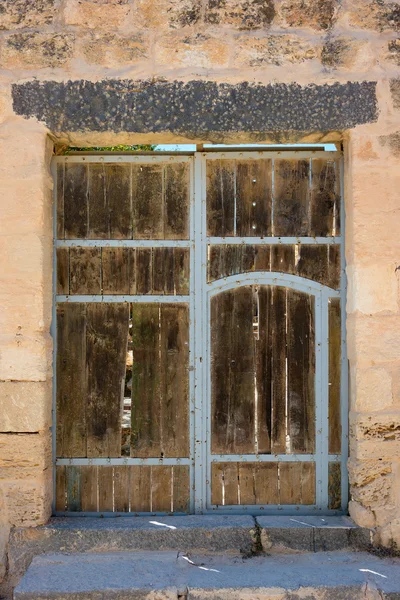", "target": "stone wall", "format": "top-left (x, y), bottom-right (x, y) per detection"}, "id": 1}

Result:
top-left (0, 0), bottom-right (399, 582)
